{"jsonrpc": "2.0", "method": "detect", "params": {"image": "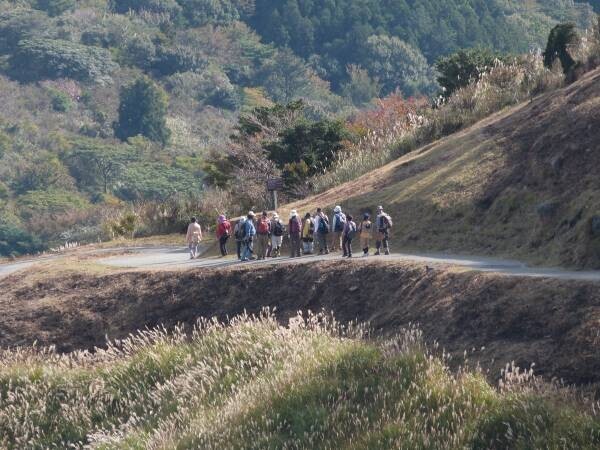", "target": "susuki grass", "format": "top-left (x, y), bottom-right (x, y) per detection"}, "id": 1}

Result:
top-left (313, 51), bottom-right (565, 193)
top-left (0, 311), bottom-right (599, 449)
